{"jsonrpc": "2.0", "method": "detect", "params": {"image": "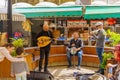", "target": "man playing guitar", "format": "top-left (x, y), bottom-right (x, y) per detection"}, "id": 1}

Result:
top-left (36, 23), bottom-right (54, 73)
top-left (67, 32), bottom-right (83, 70)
